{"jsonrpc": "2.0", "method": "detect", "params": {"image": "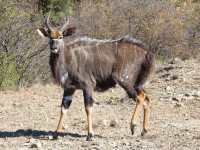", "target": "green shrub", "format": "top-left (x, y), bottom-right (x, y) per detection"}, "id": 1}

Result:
top-left (0, 53), bottom-right (19, 89)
